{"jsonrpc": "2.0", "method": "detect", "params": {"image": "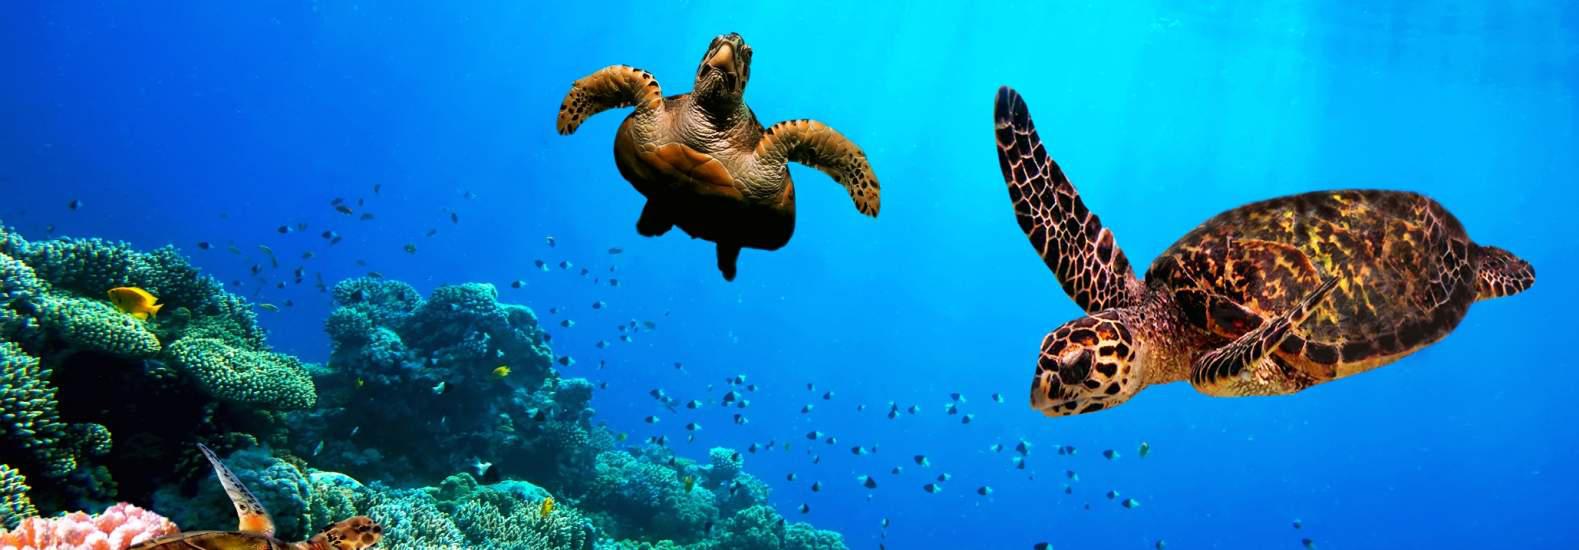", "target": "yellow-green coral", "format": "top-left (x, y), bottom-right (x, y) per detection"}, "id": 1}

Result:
top-left (0, 464), bottom-right (38, 529)
top-left (0, 342), bottom-right (75, 478)
top-left (37, 296), bottom-right (160, 357)
top-left (451, 497), bottom-right (592, 550)
top-left (165, 338), bottom-right (316, 410)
